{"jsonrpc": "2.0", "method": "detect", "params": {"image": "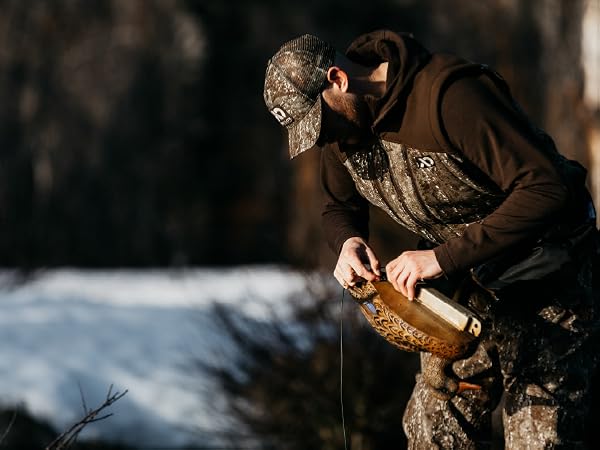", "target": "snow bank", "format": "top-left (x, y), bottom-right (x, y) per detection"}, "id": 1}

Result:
top-left (0, 266), bottom-right (324, 448)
